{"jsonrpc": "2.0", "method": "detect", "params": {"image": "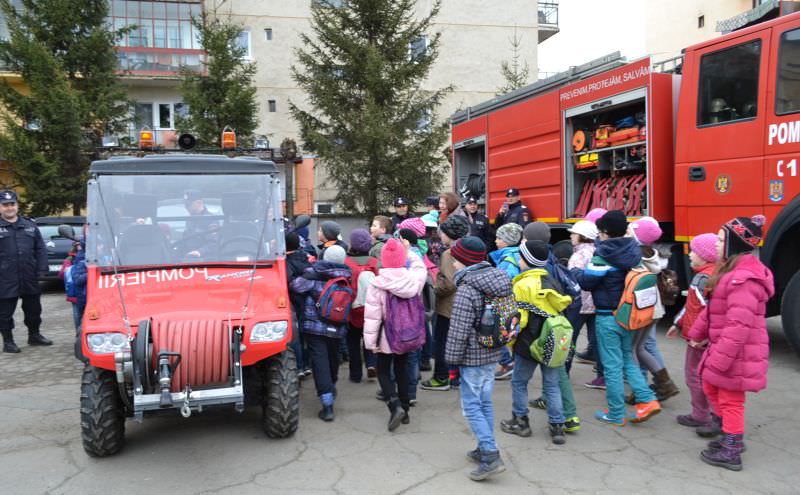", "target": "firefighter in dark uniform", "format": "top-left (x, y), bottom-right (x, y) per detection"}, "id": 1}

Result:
top-left (181, 189), bottom-right (219, 259)
top-left (494, 187), bottom-right (531, 229)
top-left (0, 190), bottom-right (51, 353)
top-left (391, 197), bottom-right (414, 231)
top-left (464, 196), bottom-right (493, 248)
